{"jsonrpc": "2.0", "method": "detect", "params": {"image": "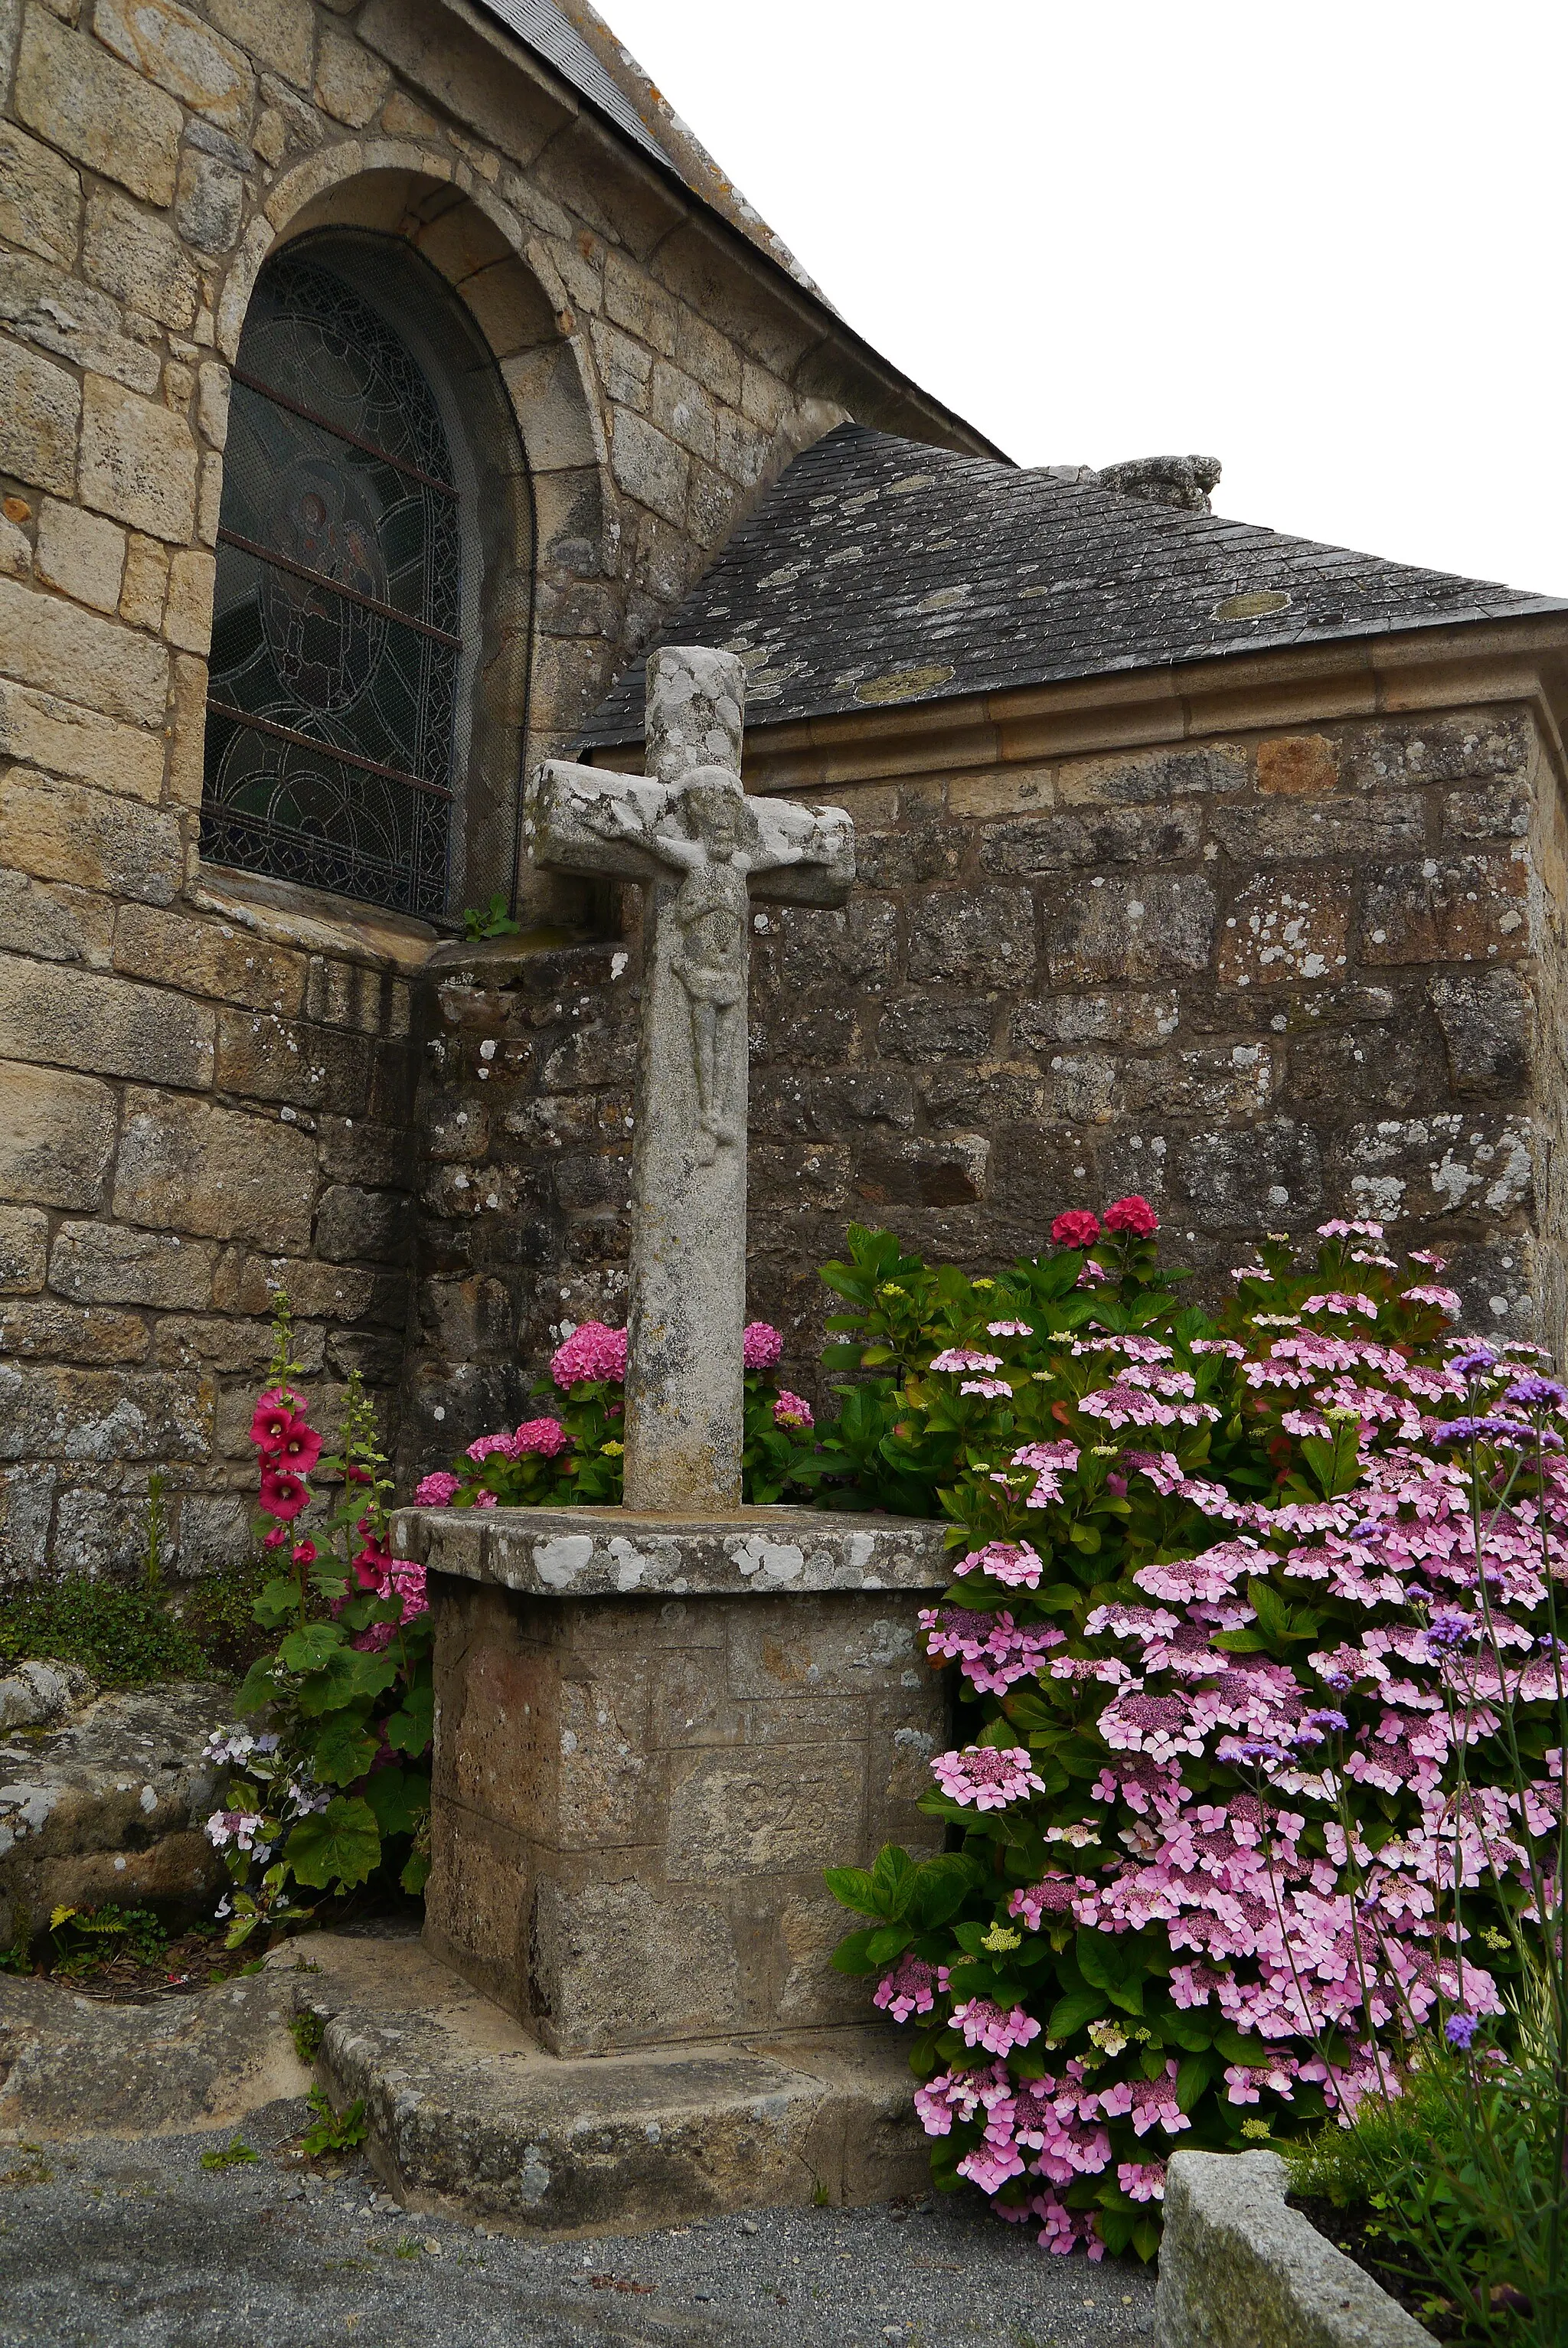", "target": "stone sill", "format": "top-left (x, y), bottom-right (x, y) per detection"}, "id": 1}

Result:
top-left (389, 1503), bottom-right (952, 1596)
top-left (1154, 2149), bottom-right (1431, 2347)
top-left (191, 866), bottom-right (442, 976)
